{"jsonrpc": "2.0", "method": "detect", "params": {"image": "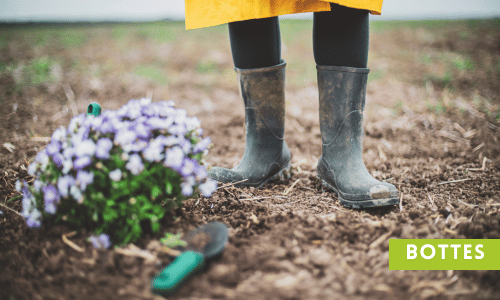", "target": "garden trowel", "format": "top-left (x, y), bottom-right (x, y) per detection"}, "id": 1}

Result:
top-left (151, 221), bottom-right (229, 297)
